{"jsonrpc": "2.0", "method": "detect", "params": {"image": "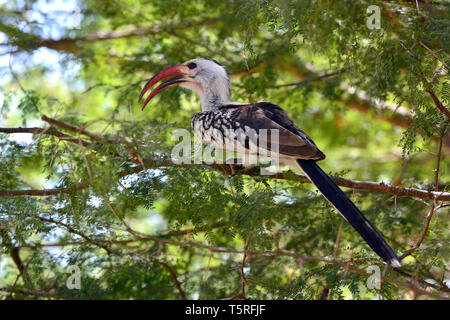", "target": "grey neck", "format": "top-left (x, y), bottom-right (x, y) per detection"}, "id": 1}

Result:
top-left (201, 91), bottom-right (231, 111)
